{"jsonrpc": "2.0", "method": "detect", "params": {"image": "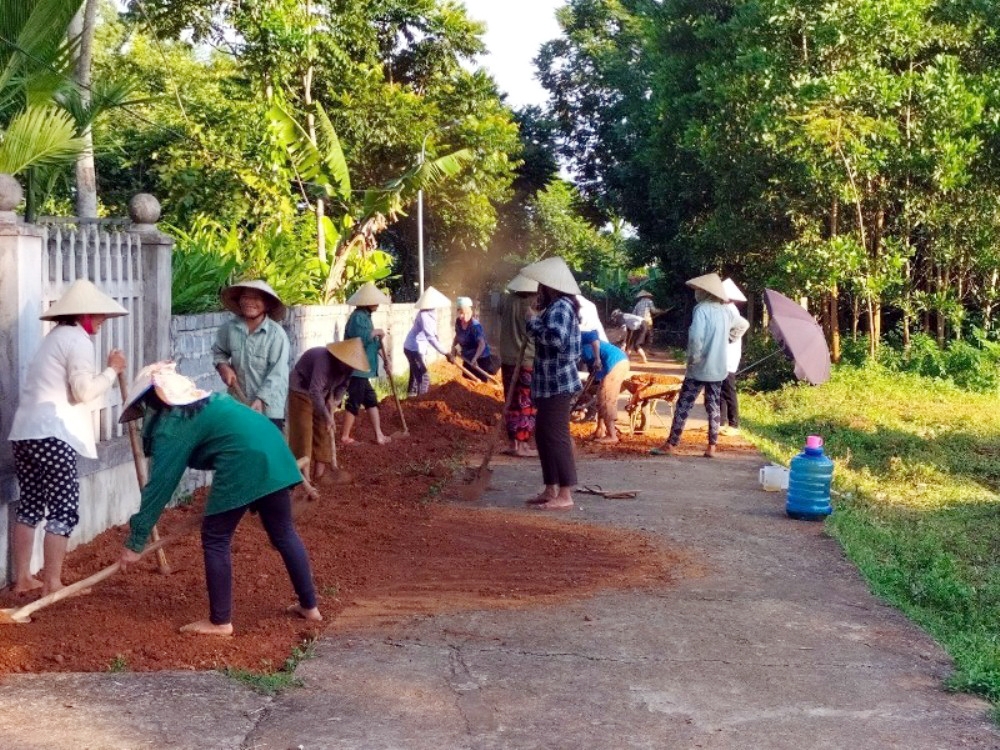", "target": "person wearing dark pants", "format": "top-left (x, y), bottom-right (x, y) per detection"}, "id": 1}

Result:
top-left (720, 371), bottom-right (739, 431)
top-left (652, 273), bottom-right (748, 458)
top-left (403, 286), bottom-right (451, 396)
top-left (521, 256), bottom-right (583, 510)
top-left (118, 362), bottom-right (321, 636)
top-left (201, 489), bottom-right (315, 627)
